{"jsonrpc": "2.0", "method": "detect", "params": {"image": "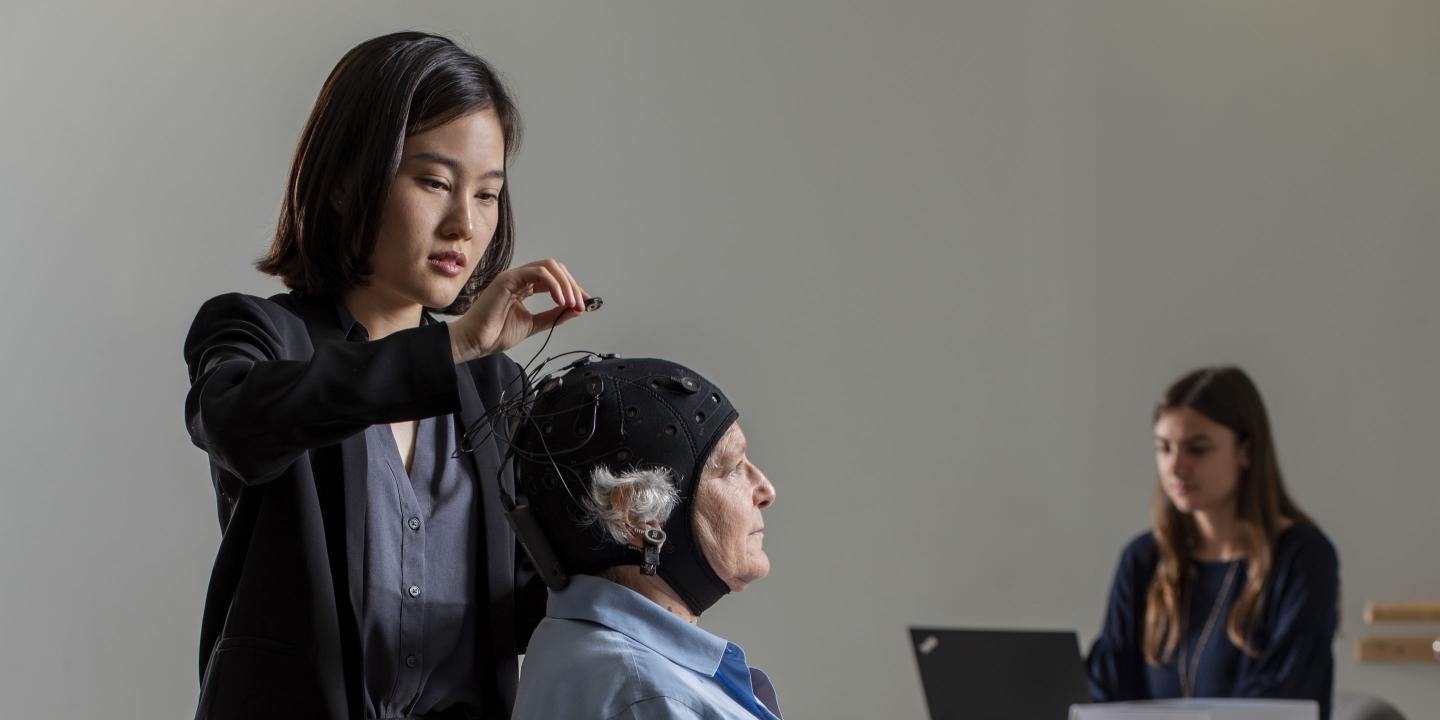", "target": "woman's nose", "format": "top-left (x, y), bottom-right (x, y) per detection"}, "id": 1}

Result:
top-left (440, 199), bottom-right (475, 241)
top-left (1165, 453), bottom-right (1189, 479)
